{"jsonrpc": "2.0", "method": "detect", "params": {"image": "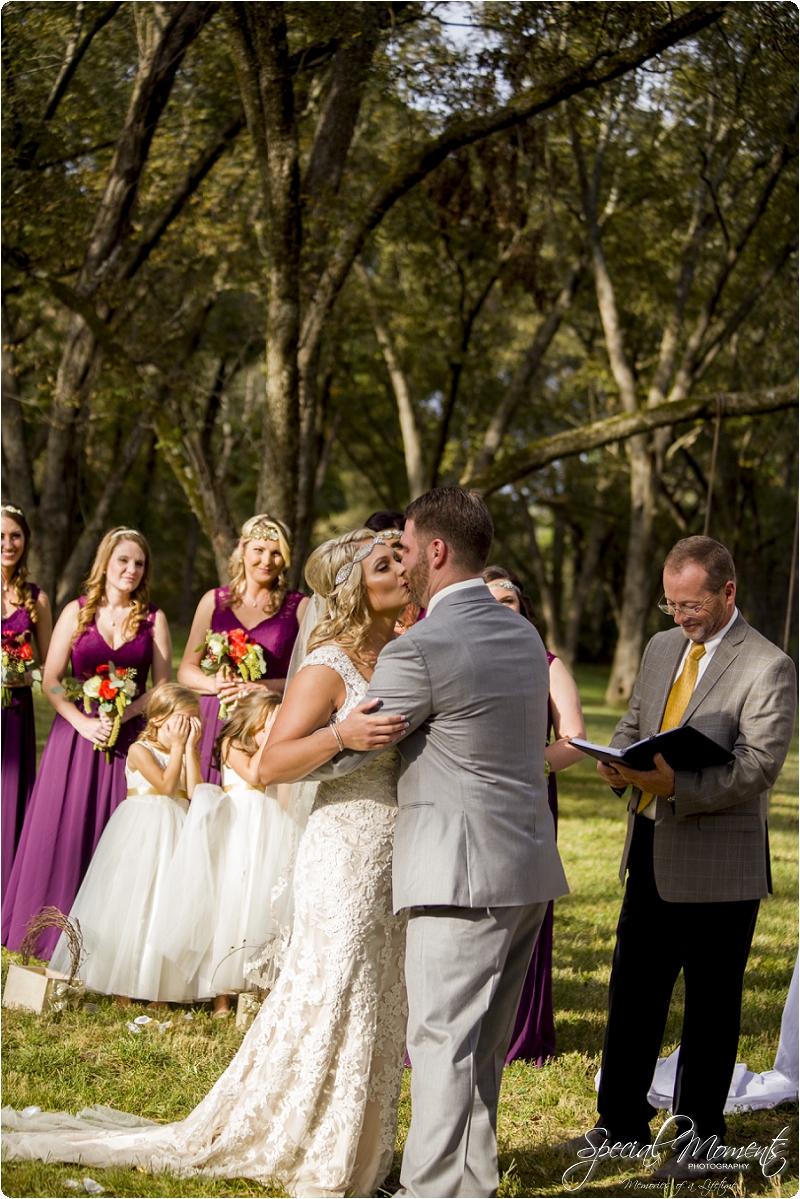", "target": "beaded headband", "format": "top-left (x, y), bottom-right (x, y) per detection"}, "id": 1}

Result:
top-left (113, 528), bottom-right (141, 540)
top-left (334, 536), bottom-right (383, 587)
top-left (1, 505), bottom-right (24, 517)
top-left (374, 528), bottom-right (404, 542)
top-left (489, 579), bottom-right (521, 594)
top-left (247, 521), bottom-right (283, 543)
